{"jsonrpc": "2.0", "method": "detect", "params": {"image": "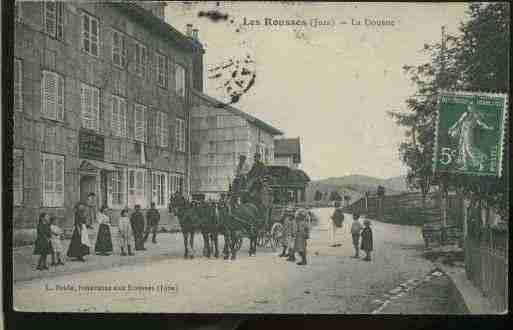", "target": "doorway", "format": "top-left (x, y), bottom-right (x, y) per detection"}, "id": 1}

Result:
top-left (80, 174), bottom-right (97, 204)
